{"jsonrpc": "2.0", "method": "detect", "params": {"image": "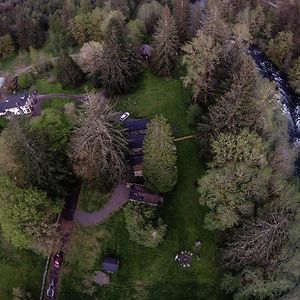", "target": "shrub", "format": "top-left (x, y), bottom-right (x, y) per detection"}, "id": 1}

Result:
top-left (18, 72), bottom-right (34, 89)
top-left (124, 202), bottom-right (167, 248)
